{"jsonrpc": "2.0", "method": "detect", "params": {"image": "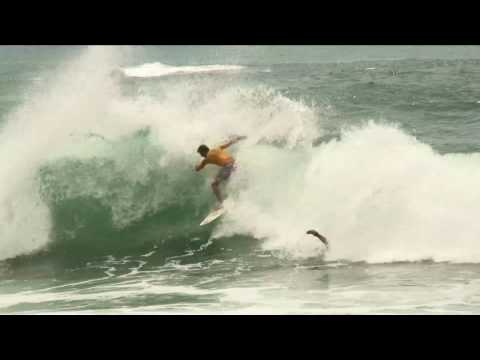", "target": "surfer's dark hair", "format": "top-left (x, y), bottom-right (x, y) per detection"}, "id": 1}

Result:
top-left (197, 144), bottom-right (209, 157)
